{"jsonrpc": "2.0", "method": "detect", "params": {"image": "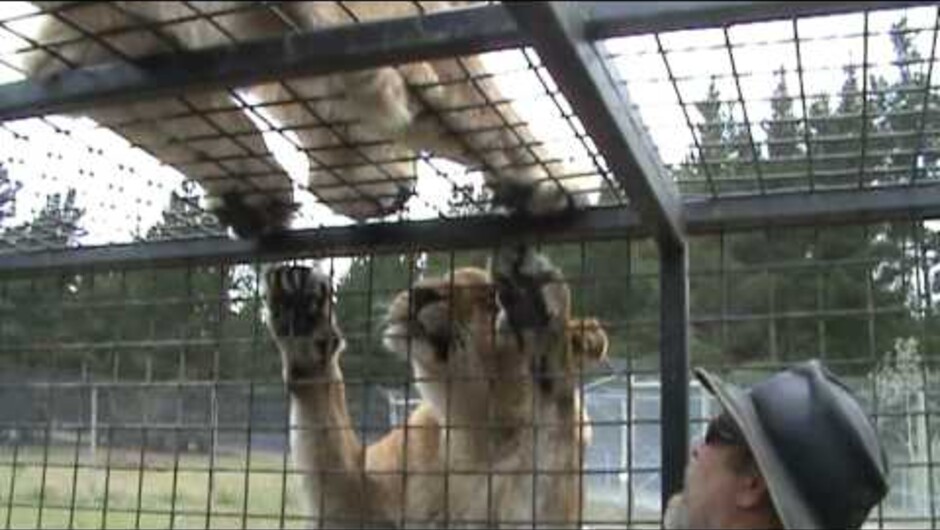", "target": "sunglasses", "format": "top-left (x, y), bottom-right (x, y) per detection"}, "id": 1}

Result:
top-left (704, 412), bottom-right (746, 447)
